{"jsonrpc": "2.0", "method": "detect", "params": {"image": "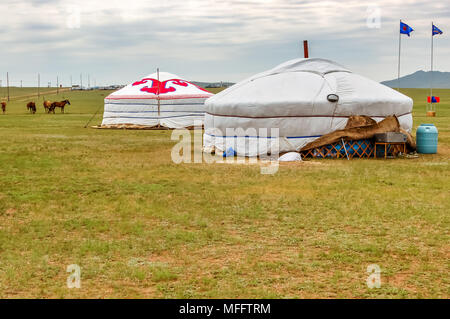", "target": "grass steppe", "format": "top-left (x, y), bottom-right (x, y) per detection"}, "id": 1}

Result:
top-left (0, 88), bottom-right (448, 298)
